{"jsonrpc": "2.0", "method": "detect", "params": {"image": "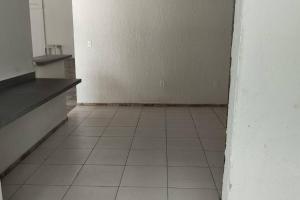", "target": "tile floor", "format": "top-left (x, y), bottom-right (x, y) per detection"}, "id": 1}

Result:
top-left (1, 106), bottom-right (227, 200)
